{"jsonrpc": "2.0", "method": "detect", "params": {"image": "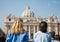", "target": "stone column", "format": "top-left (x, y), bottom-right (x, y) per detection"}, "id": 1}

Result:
top-left (48, 27), bottom-right (51, 32)
top-left (34, 25), bottom-right (35, 34)
top-left (55, 27), bottom-right (58, 35)
top-left (48, 23), bottom-right (51, 32)
top-left (37, 25), bottom-right (38, 31)
top-left (29, 25), bottom-right (30, 39)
